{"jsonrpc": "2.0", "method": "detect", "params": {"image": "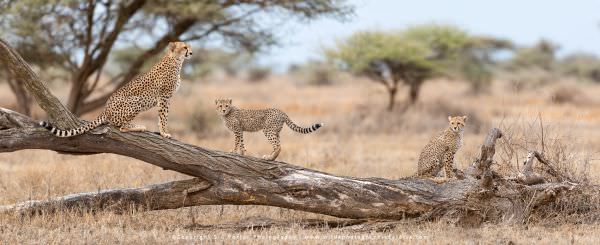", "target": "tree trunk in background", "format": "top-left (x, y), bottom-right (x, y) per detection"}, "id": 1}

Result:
top-left (5, 72), bottom-right (32, 116)
top-left (407, 81), bottom-right (421, 105)
top-left (387, 85), bottom-right (397, 111)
